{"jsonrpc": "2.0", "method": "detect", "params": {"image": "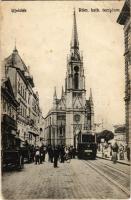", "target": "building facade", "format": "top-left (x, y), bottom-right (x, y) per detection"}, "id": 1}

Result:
top-left (2, 47), bottom-right (44, 147)
top-left (45, 11), bottom-right (94, 146)
top-left (117, 0), bottom-right (131, 146)
top-left (113, 125), bottom-right (126, 146)
top-left (1, 78), bottom-right (19, 151)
